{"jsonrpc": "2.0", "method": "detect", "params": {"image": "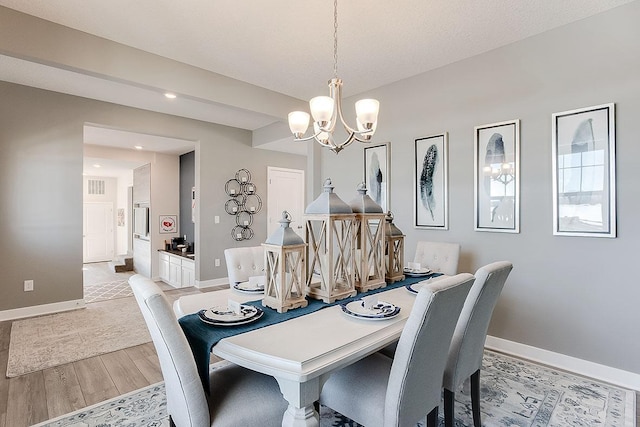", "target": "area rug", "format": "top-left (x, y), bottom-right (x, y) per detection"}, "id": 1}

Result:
top-left (31, 350), bottom-right (636, 427)
top-left (6, 296), bottom-right (153, 378)
top-left (7, 285), bottom-right (224, 378)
